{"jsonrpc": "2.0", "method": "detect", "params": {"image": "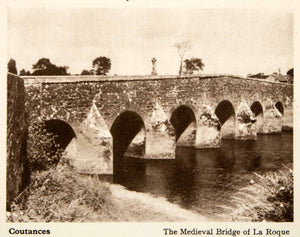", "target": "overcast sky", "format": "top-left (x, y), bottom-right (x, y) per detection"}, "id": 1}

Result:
top-left (7, 7), bottom-right (293, 76)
